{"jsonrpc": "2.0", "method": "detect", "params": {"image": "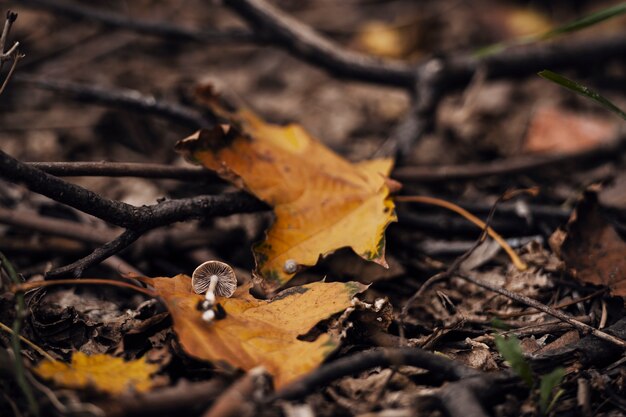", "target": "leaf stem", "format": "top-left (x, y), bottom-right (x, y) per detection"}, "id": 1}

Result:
top-left (12, 278), bottom-right (157, 298)
top-left (394, 195), bottom-right (527, 270)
